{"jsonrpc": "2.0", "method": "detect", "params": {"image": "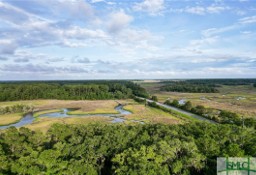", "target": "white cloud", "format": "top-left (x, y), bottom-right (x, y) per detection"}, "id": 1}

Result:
top-left (0, 2), bottom-right (30, 24)
top-left (240, 31), bottom-right (252, 35)
top-left (239, 15), bottom-right (256, 24)
top-left (190, 36), bottom-right (219, 47)
top-left (207, 5), bottom-right (228, 13)
top-left (14, 58), bottom-right (29, 63)
top-left (201, 23), bottom-right (241, 38)
top-left (107, 10), bottom-right (133, 33)
top-left (185, 5), bottom-right (229, 15)
top-left (91, 0), bottom-right (105, 3)
top-left (72, 56), bottom-right (90, 63)
top-left (65, 26), bottom-right (109, 39)
top-left (133, 0), bottom-right (164, 15)
top-left (52, 0), bottom-right (95, 20)
top-left (1, 53), bottom-right (256, 79)
top-left (0, 1), bottom-right (163, 57)
top-left (236, 10), bottom-right (246, 16)
top-left (185, 6), bottom-right (205, 15)
top-left (1, 0), bottom-right (255, 79)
